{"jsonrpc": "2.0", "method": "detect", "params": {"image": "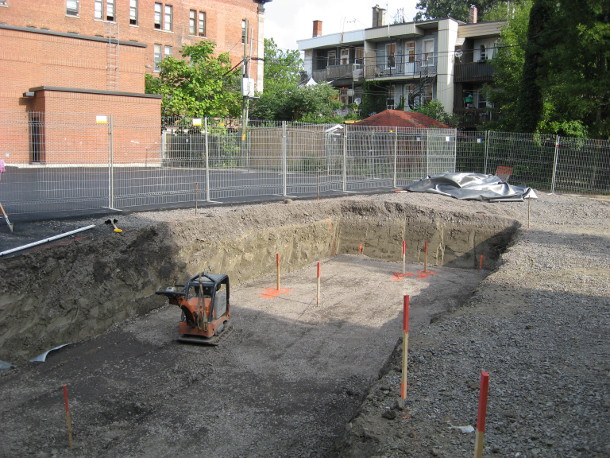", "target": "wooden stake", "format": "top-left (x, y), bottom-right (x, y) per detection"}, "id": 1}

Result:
top-left (316, 262), bottom-right (321, 305)
top-left (402, 240), bottom-right (407, 274)
top-left (401, 295), bottom-right (410, 401)
top-left (423, 240), bottom-right (428, 273)
top-left (479, 254), bottom-right (484, 270)
top-left (359, 244), bottom-right (363, 255)
top-left (474, 371), bottom-right (490, 458)
top-left (276, 253), bottom-right (281, 291)
top-left (62, 384), bottom-right (74, 449)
